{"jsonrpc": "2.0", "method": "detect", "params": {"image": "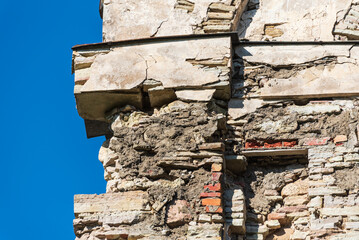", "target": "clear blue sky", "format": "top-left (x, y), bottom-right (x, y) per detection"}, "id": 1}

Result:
top-left (0, 1), bottom-right (106, 239)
